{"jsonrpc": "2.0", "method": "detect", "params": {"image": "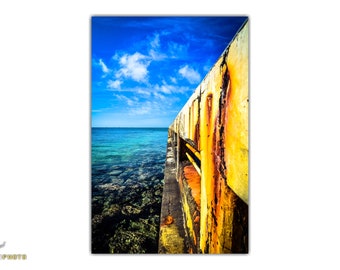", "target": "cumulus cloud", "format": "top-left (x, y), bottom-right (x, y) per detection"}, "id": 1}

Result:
top-left (117, 52), bottom-right (150, 82)
top-left (178, 65), bottom-right (201, 84)
top-left (107, 79), bottom-right (122, 90)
